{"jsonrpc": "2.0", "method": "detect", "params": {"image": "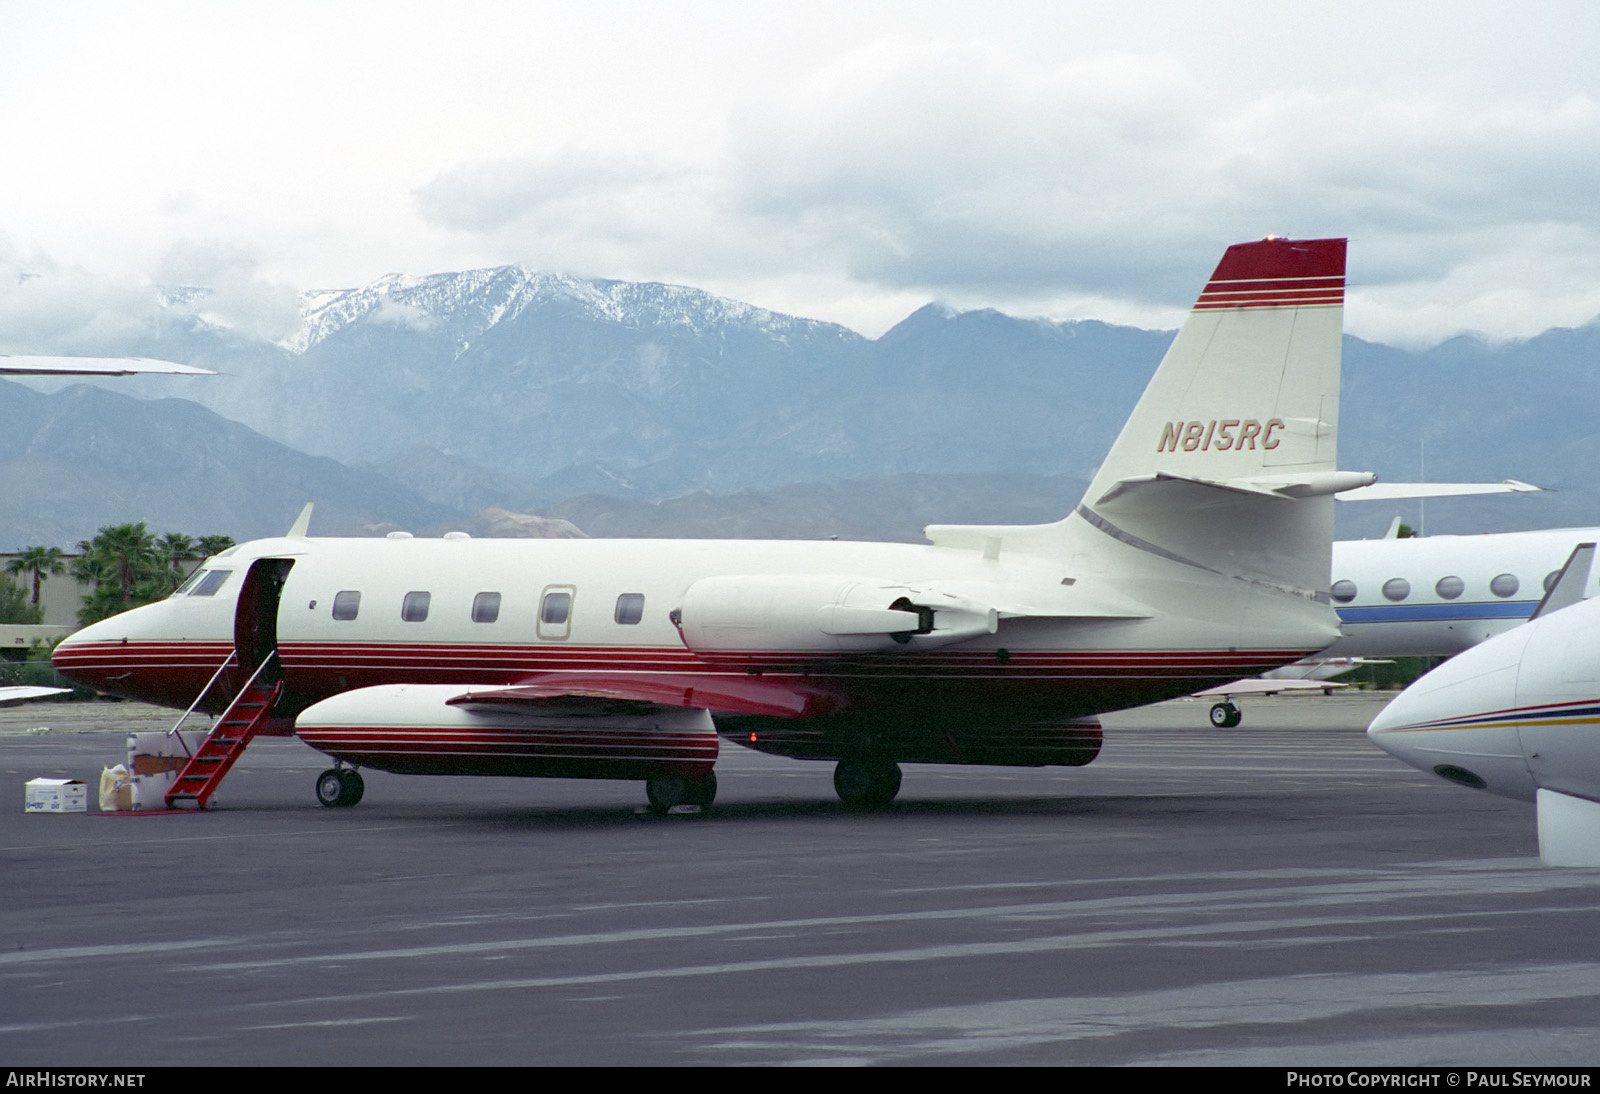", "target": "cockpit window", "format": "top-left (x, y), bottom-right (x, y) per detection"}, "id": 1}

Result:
top-left (189, 570), bottom-right (233, 597)
top-left (172, 569), bottom-right (207, 597)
